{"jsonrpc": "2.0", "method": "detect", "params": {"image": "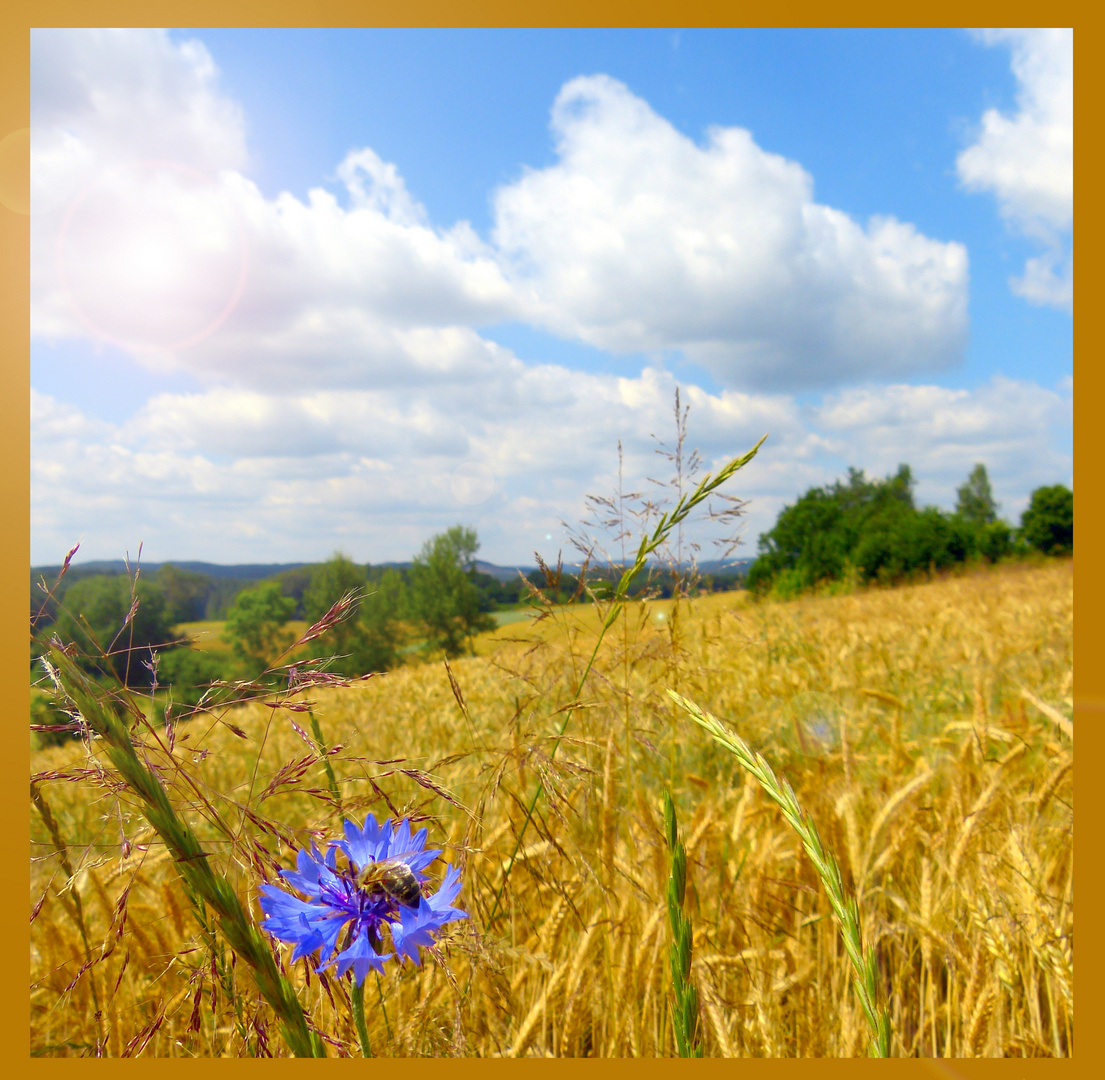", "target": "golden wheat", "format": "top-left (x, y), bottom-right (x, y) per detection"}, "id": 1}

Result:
top-left (31, 558), bottom-right (1072, 1056)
